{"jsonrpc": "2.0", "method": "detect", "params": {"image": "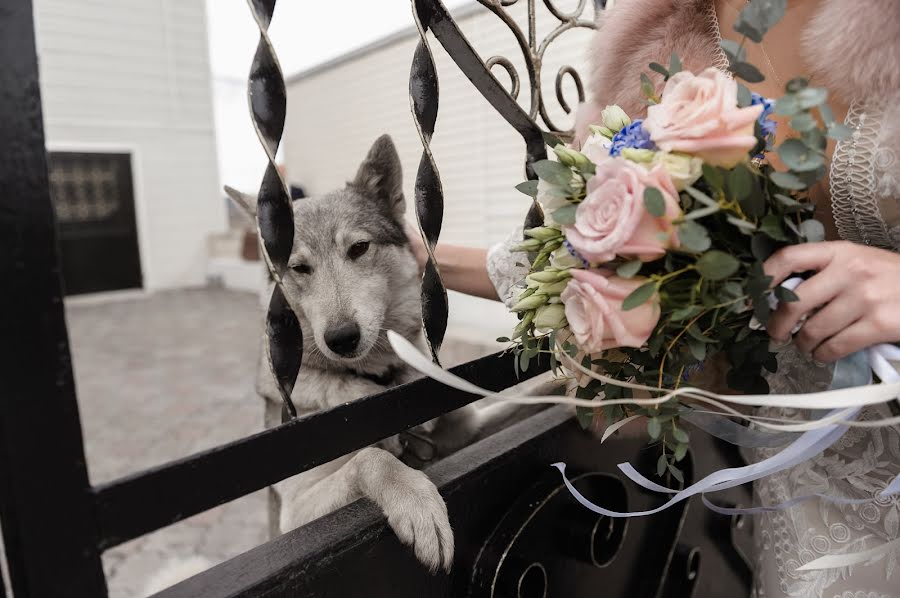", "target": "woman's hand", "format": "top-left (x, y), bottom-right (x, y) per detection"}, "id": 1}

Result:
top-left (763, 241), bottom-right (900, 363)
